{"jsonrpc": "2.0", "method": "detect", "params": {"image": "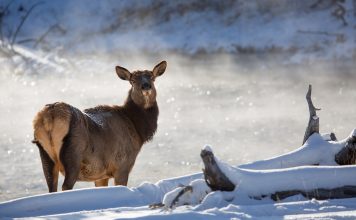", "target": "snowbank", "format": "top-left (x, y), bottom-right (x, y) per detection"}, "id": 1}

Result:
top-left (0, 173), bottom-right (202, 218)
top-left (2, 173), bottom-right (356, 219)
top-left (238, 133), bottom-right (346, 170)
